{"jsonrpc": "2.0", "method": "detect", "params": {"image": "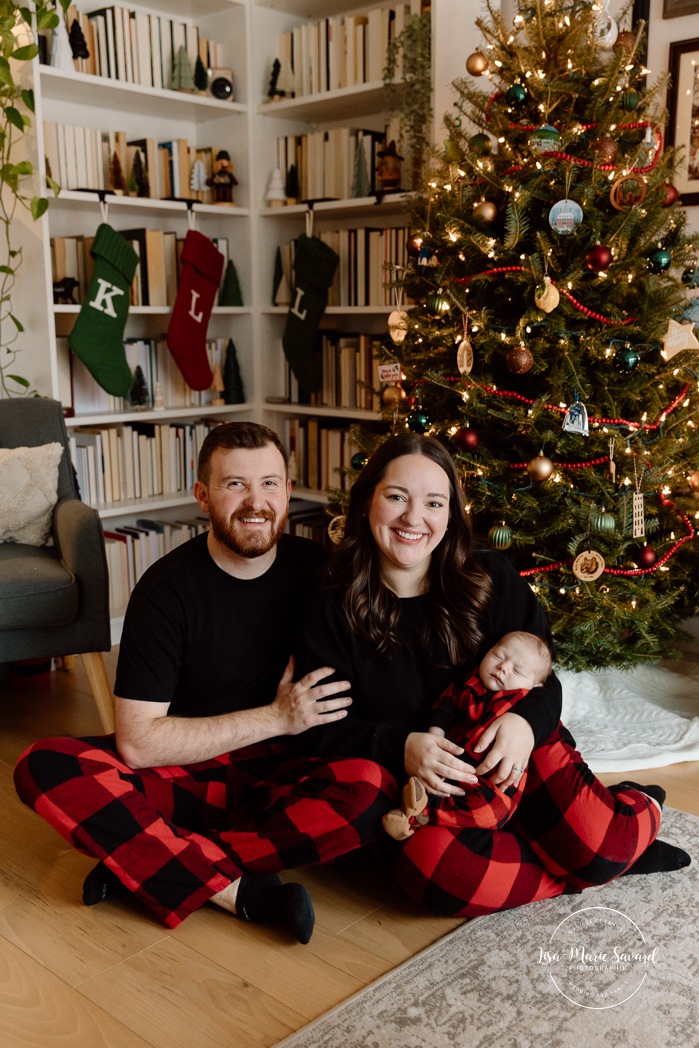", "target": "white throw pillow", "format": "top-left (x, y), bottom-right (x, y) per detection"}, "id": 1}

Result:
top-left (0, 442), bottom-right (64, 546)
